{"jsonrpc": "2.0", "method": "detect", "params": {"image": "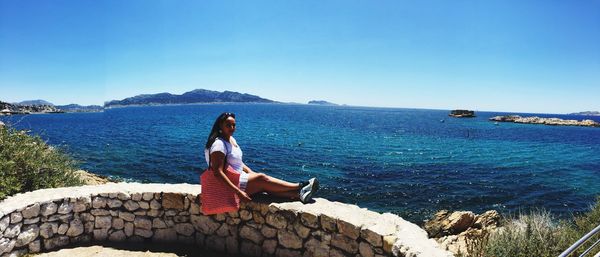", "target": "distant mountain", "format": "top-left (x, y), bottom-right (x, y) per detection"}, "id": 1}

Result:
top-left (56, 104), bottom-right (104, 113)
top-left (308, 100), bottom-right (338, 106)
top-left (16, 99), bottom-right (54, 106)
top-left (569, 111), bottom-right (600, 116)
top-left (1, 101), bottom-right (62, 114)
top-left (104, 89), bottom-right (275, 107)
